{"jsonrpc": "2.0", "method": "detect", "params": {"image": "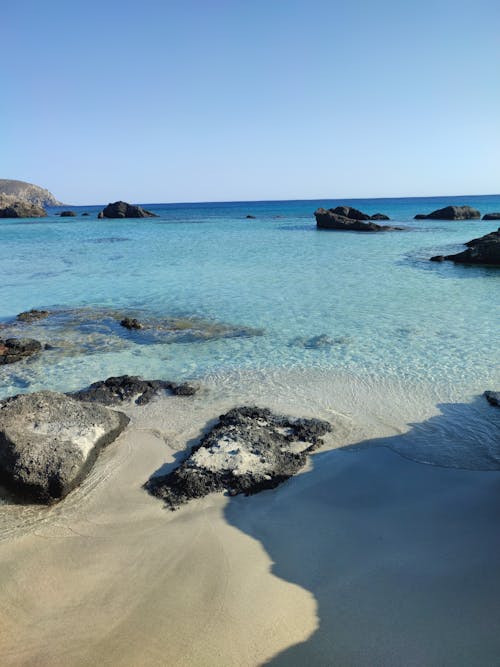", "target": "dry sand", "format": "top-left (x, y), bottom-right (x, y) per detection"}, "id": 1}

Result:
top-left (0, 373), bottom-right (499, 666)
